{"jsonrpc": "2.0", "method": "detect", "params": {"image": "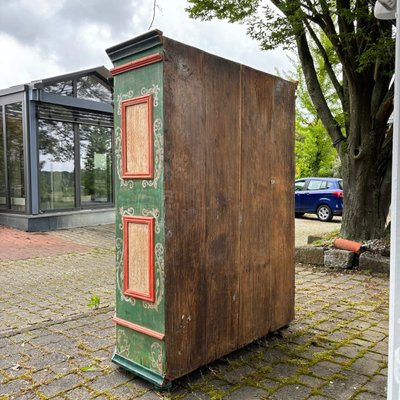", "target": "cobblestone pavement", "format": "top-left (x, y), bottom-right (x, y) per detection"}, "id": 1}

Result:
top-left (0, 224), bottom-right (389, 399)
